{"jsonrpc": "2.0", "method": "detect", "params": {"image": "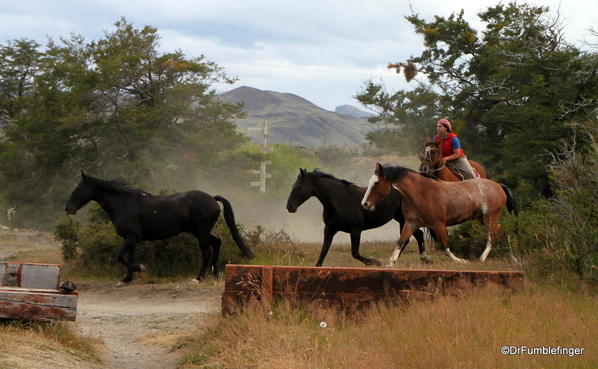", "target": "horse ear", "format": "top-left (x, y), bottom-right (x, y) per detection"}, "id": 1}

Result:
top-left (375, 162), bottom-right (384, 176)
top-left (81, 171), bottom-right (89, 183)
top-left (300, 168), bottom-right (306, 176)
